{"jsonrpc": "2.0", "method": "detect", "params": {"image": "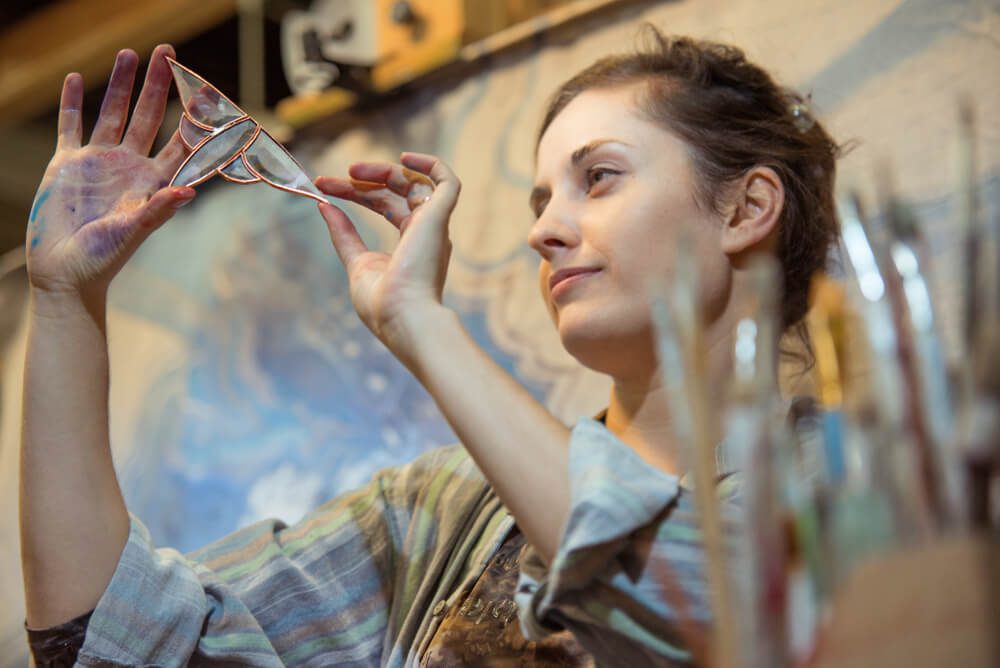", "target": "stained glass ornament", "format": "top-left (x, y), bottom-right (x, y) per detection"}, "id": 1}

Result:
top-left (167, 58), bottom-right (327, 203)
